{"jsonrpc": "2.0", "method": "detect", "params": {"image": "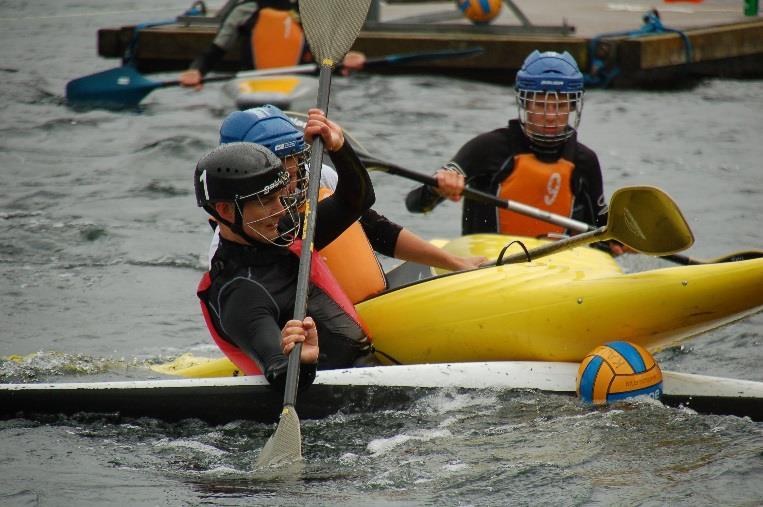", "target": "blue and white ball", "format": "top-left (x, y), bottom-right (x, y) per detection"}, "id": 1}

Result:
top-left (577, 341), bottom-right (663, 405)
